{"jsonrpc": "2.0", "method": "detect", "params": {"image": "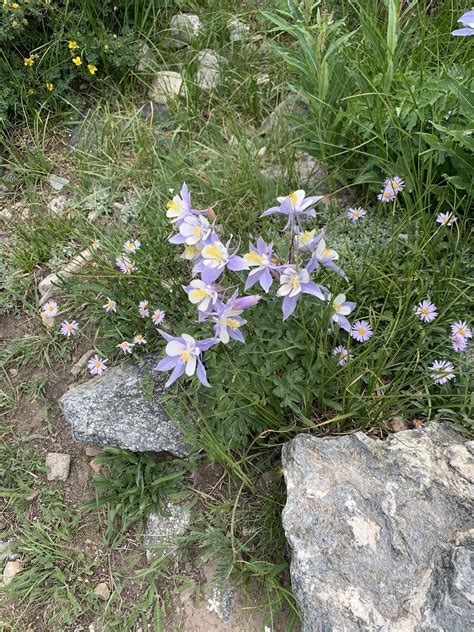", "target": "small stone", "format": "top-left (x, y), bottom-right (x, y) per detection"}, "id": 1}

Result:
top-left (8, 367), bottom-right (18, 377)
top-left (89, 459), bottom-right (102, 474)
top-left (170, 13), bottom-right (202, 48)
top-left (257, 146), bottom-right (267, 159)
top-left (0, 208), bottom-right (12, 221)
top-left (48, 174), bottom-right (70, 191)
top-left (208, 584), bottom-right (236, 623)
top-left (143, 502), bottom-right (191, 558)
top-left (70, 349), bottom-right (96, 377)
top-left (93, 582), bottom-right (110, 601)
top-left (40, 313), bottom-right (56, 329)
top-left (228, 17), bottom-right (250, 43)
top-left (3, 560), bottom-right (22, 586)
top-left (137, 41), bottom-right (153, 71)
top-left (389, 416), bottom-right (408, 432)
top-left (196, 50), bottom-right (223, 91)
top-left (85, 445), bottom-right (103, 457)
top-left (45, 452), bottom-right (71, 481)
top-left (47, 195), bottom-right (67, 215)
top-left (39, 245), bottom-right (98, 297)
top-left (149, 71), bottom-right (184, 104)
